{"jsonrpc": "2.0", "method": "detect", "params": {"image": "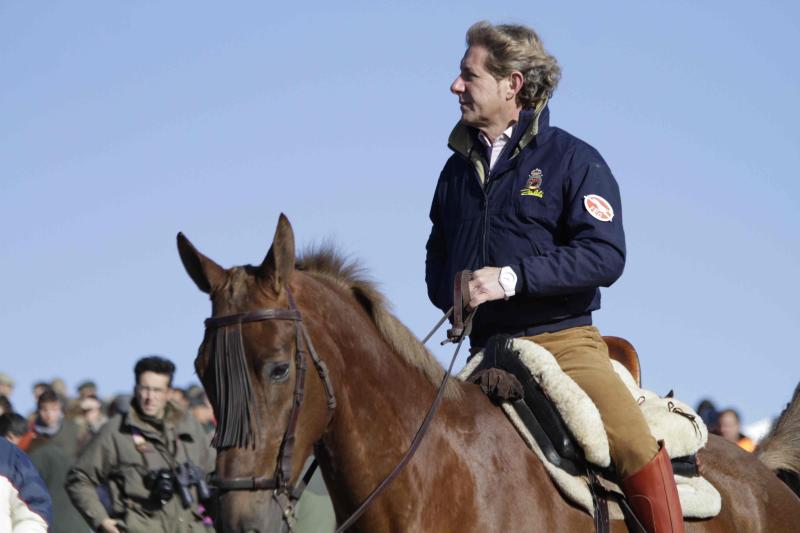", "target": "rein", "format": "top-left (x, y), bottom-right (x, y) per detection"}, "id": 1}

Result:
top-left (203, 272), bottom-right (474, 532)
